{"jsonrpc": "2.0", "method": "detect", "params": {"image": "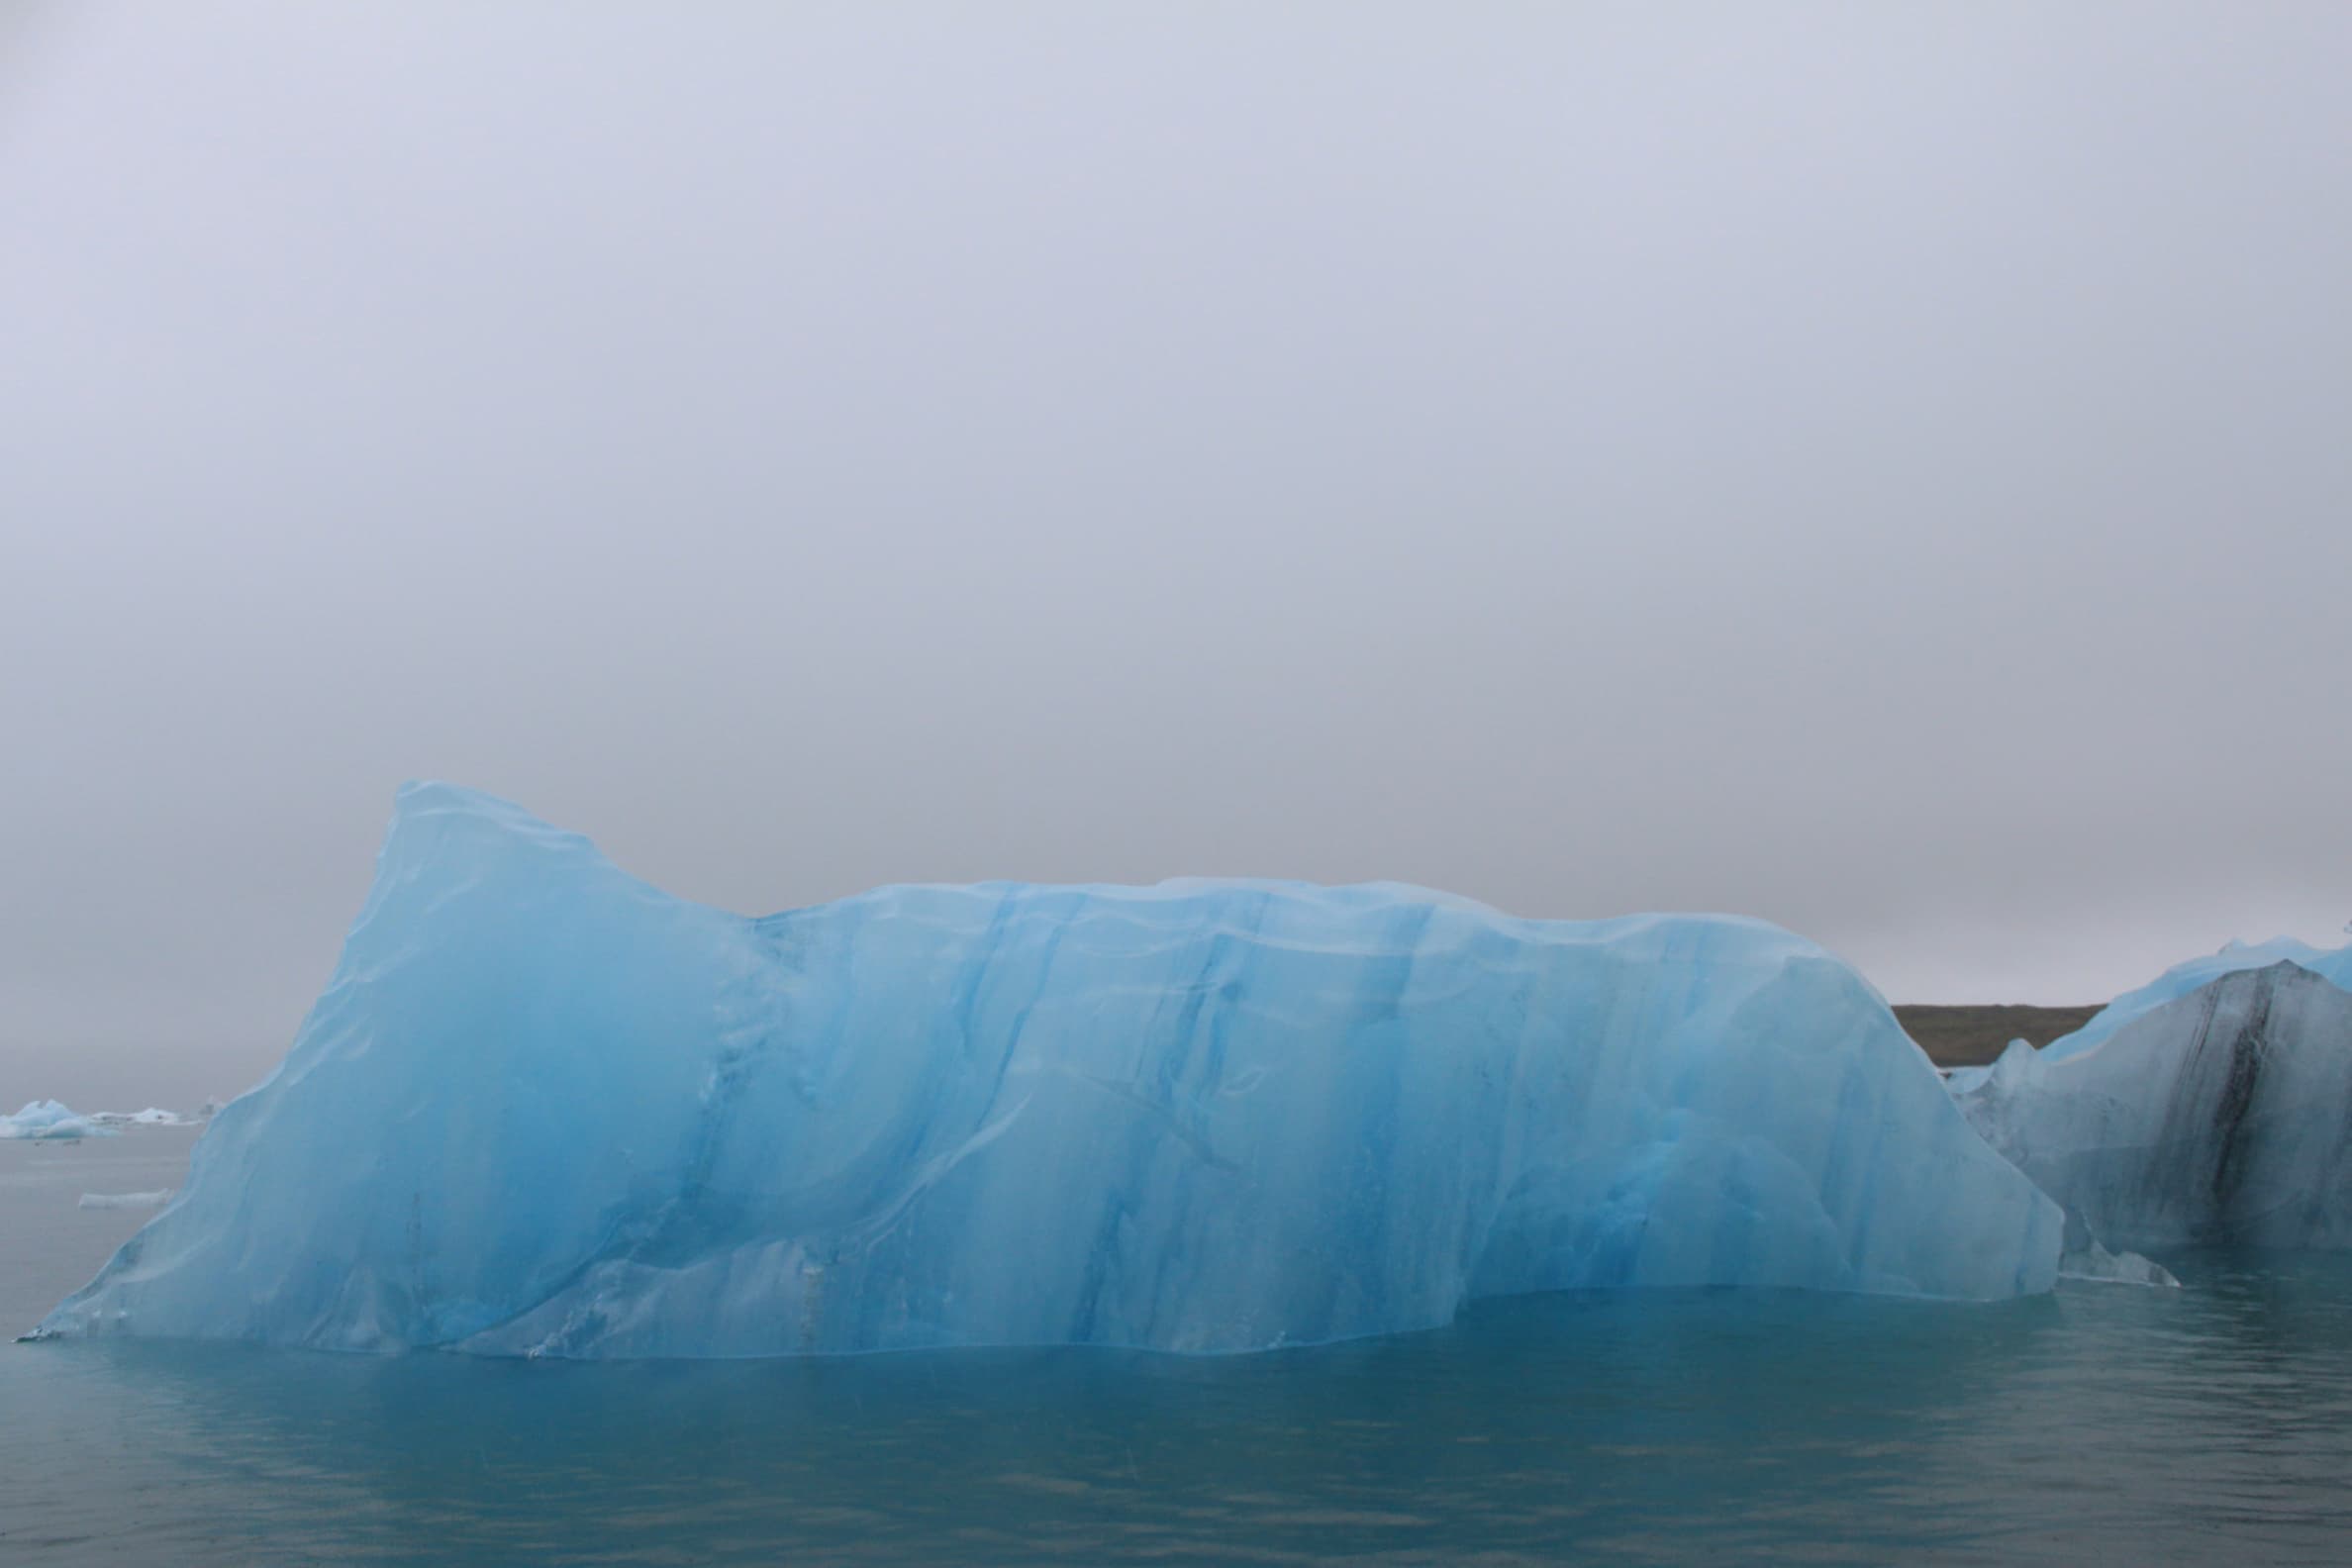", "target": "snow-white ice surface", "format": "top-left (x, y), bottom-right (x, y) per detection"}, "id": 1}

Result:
top-left (40, 784), bottom-right (2061, 1357)
top-left (0, 1101), bottom-right (116, 1140)
top-left (1955, 962), bottom-right (2352, 1252)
